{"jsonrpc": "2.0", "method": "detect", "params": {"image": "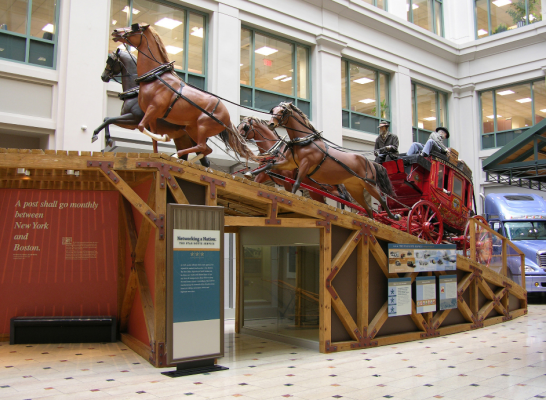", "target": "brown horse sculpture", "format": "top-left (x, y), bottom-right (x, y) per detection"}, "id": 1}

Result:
top-left (93, 48), bottom-right (210, 166)
top-left (253, 102), bottom-right (398, 219)
top-left (237, 117), bottom-right (349, 204)
top-left (111, 24), bottom-right (257, 162)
